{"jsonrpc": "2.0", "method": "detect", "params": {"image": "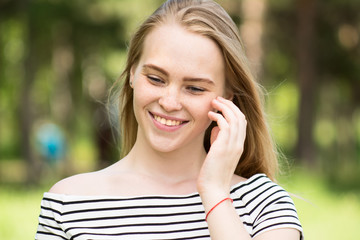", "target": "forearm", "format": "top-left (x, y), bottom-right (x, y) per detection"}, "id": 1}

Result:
top-left (200, 191), bottom-right (252, 240)
top-left (199, 97), bottom-right (251, 238)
